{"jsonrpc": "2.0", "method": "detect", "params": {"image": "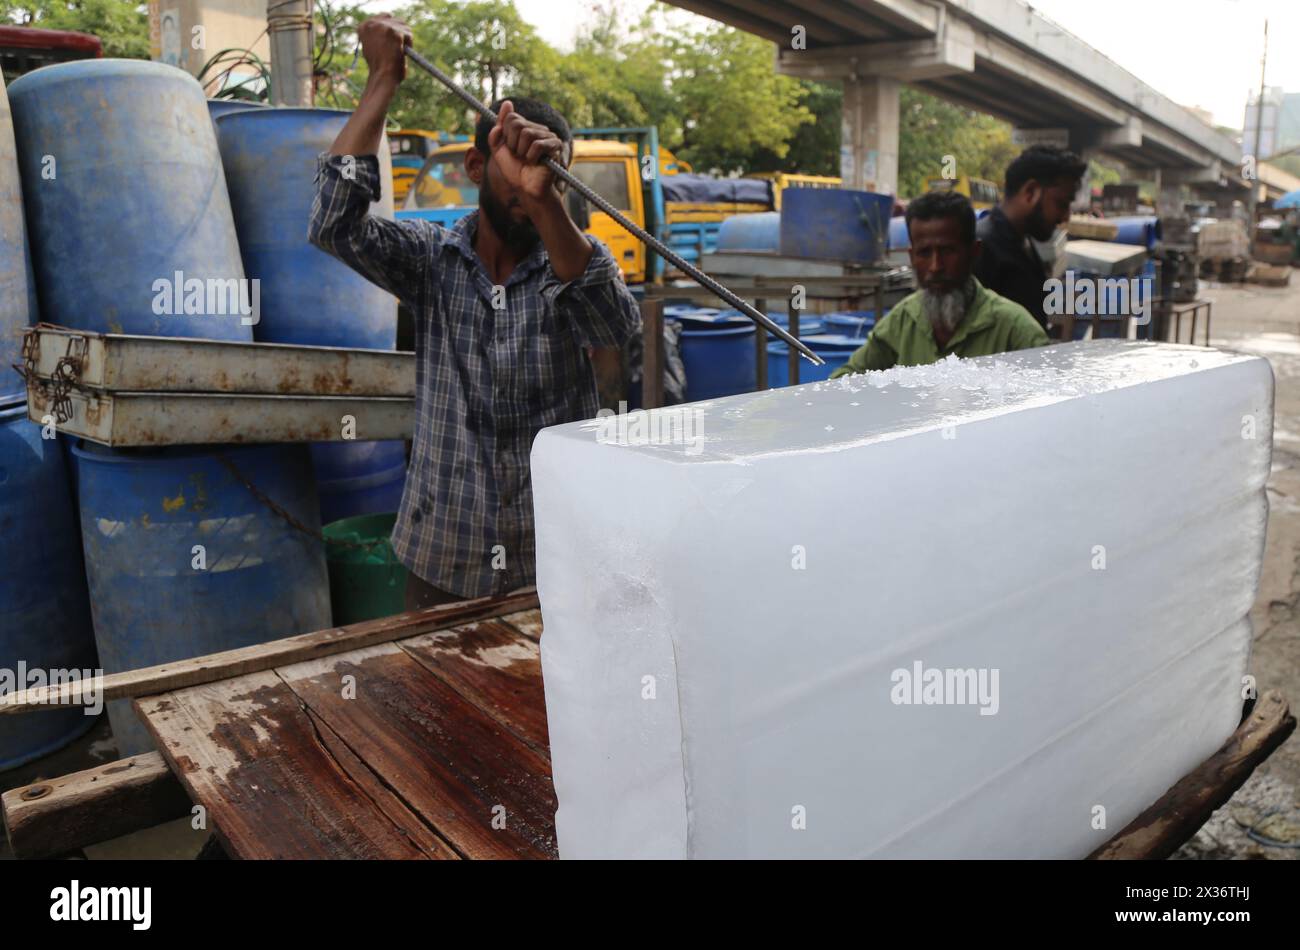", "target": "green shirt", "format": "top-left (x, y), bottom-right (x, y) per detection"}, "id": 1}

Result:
top-left (828, 278), bottom-right (1049, 378)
